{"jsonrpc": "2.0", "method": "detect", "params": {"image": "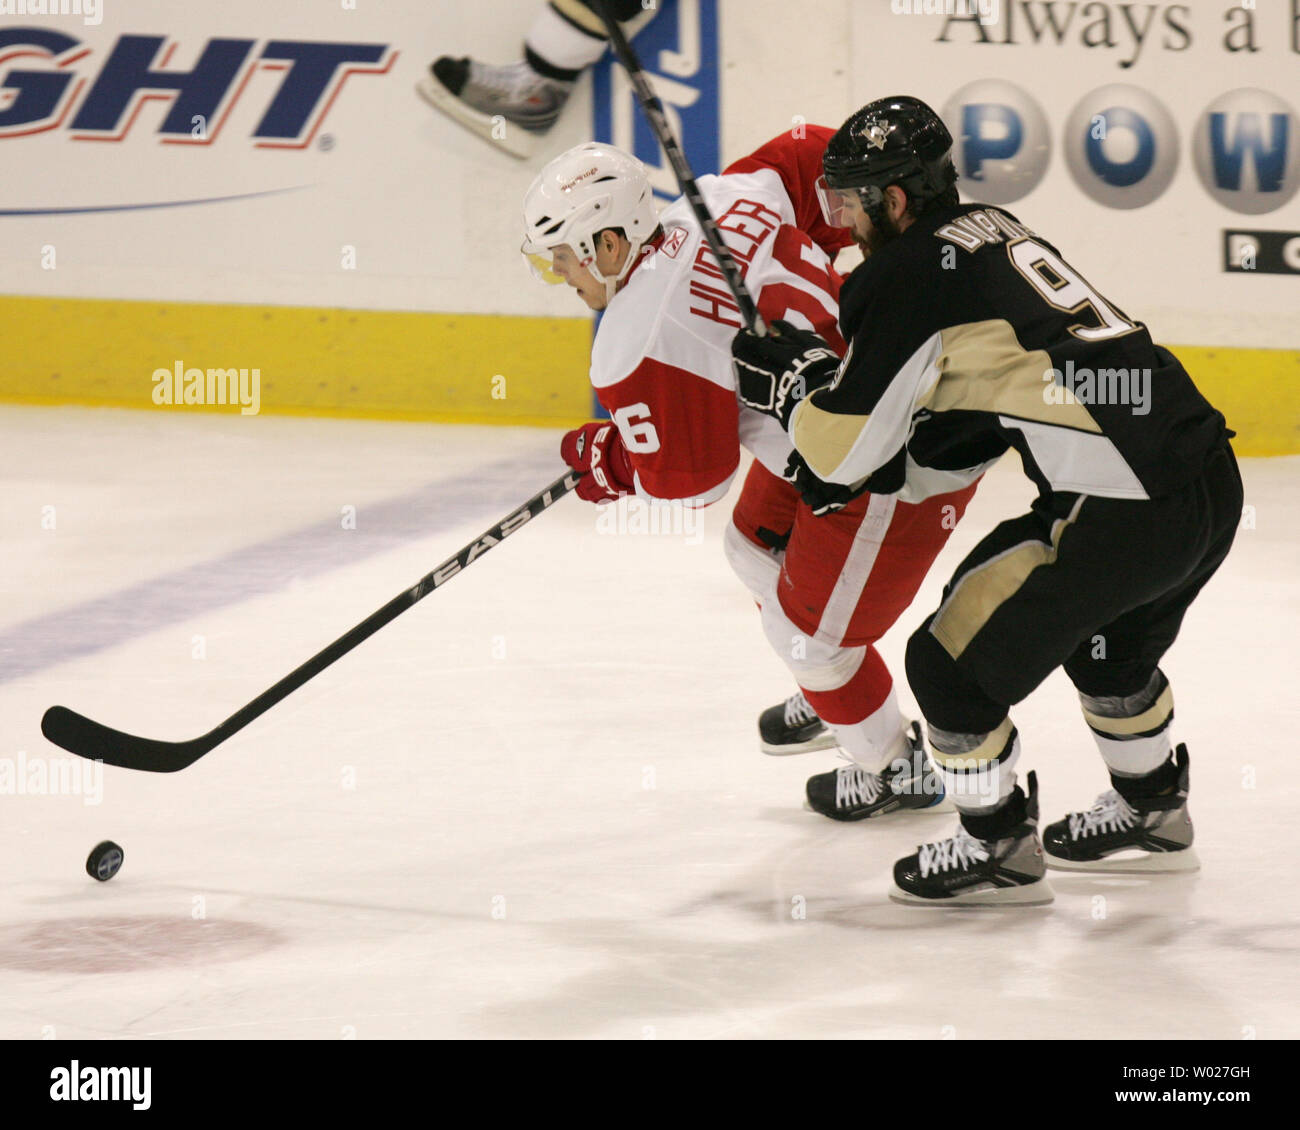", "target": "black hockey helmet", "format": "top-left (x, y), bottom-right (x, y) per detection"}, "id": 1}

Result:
top-left (819, 95), bottom-right (957, 226)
